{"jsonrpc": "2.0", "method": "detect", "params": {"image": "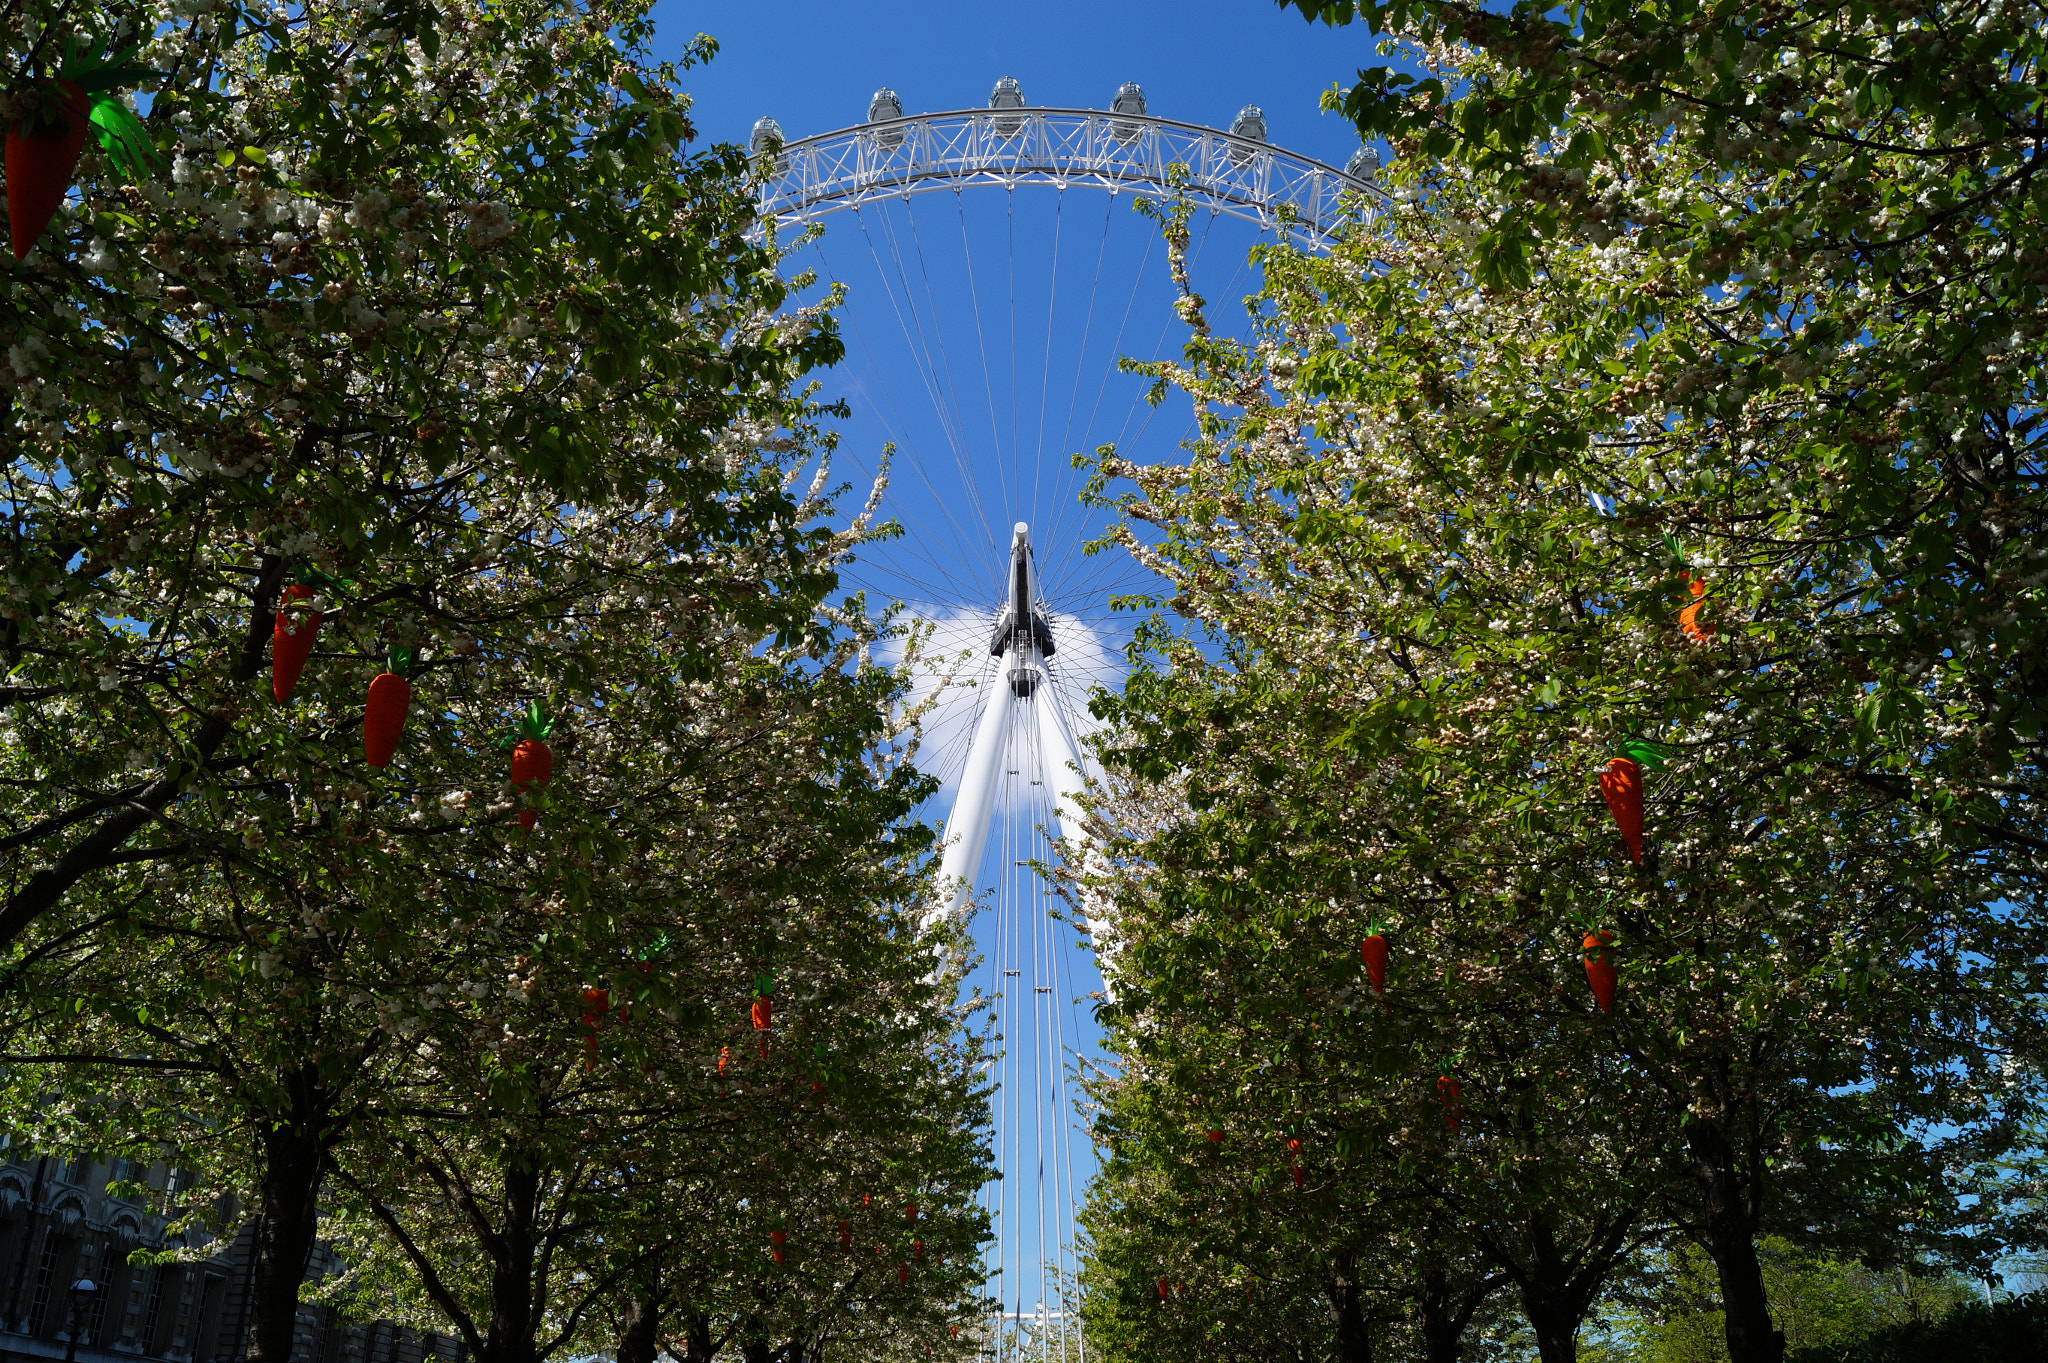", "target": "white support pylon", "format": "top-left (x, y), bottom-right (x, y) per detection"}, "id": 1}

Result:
top-left (933, 522), bottom-right (1087, 921)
